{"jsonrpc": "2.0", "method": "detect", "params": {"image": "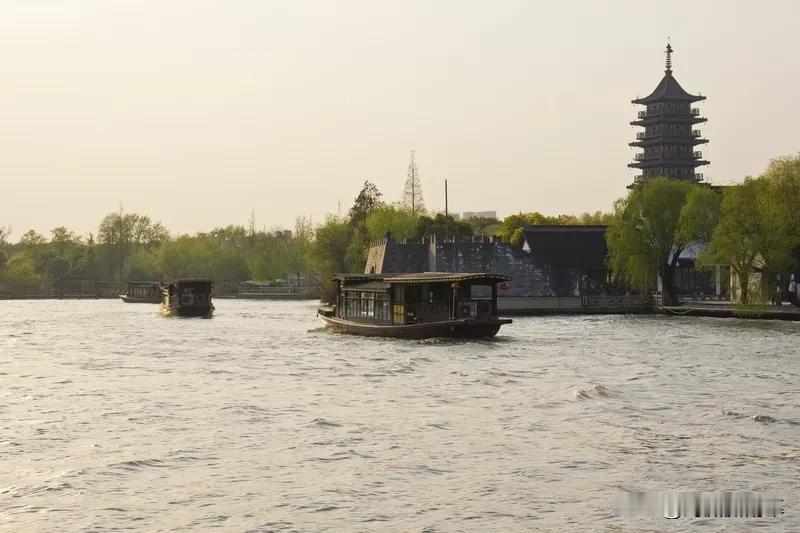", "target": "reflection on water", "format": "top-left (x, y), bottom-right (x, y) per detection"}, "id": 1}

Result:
top-left (1, 300), bottom-right (798, 530)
